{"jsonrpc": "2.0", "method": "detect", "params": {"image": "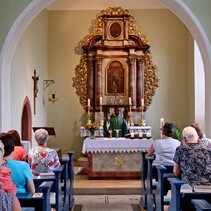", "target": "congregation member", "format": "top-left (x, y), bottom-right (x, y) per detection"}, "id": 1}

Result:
top-left (0, 133), bottom-right (35, 194)
top-left (109, 106), bottom-right (129, 137)
top-left (0, 141), bottom-right (21, 211)
top-left (191, 122), bottom-right (211, 148)
top-left (8, 130), bottom-right (27, 161)
top-left (147, 122), bottom-right (181, 165)
top-left (147, 122), bottom-right (181, 195)
top-left (173, 126), bottom-right (211, 187)
top-left (28, 128), bottom-right (60, 174)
